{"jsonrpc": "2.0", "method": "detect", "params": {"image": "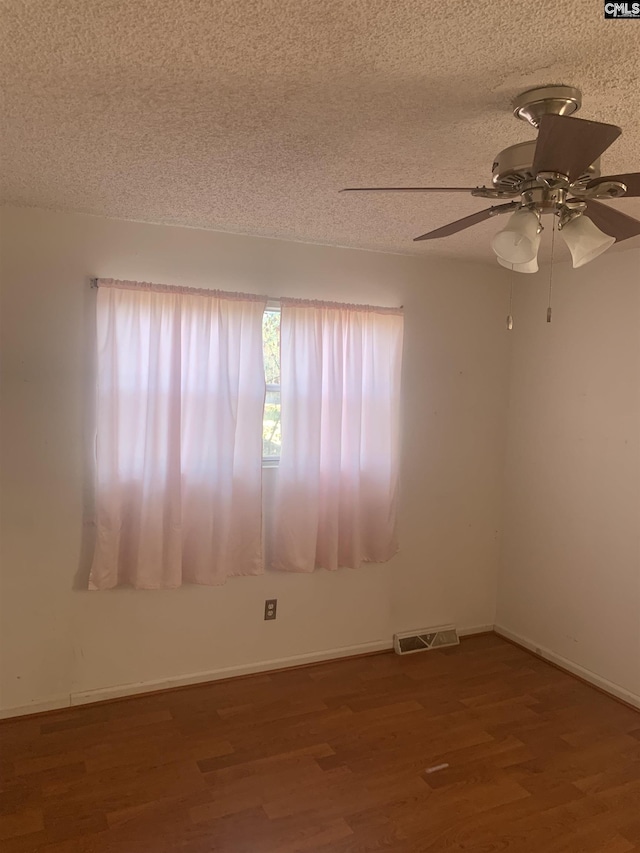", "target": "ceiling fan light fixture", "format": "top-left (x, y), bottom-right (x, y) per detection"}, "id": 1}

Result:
top-left (497, 255), bottom-right (539, 274)
top-left (345, 89), bottom-right (640, 259)
top-left (491, 209), bottom-right (541, 264)
top-left (560, 214), bottom-right (615, 268)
